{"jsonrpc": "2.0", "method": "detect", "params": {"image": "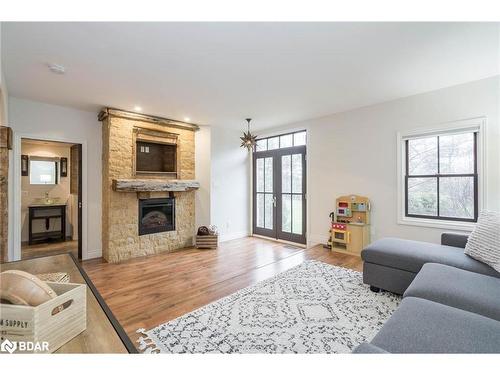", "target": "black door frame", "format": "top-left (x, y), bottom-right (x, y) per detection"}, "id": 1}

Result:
top-left (252, 145), bottom-right (307, 244)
